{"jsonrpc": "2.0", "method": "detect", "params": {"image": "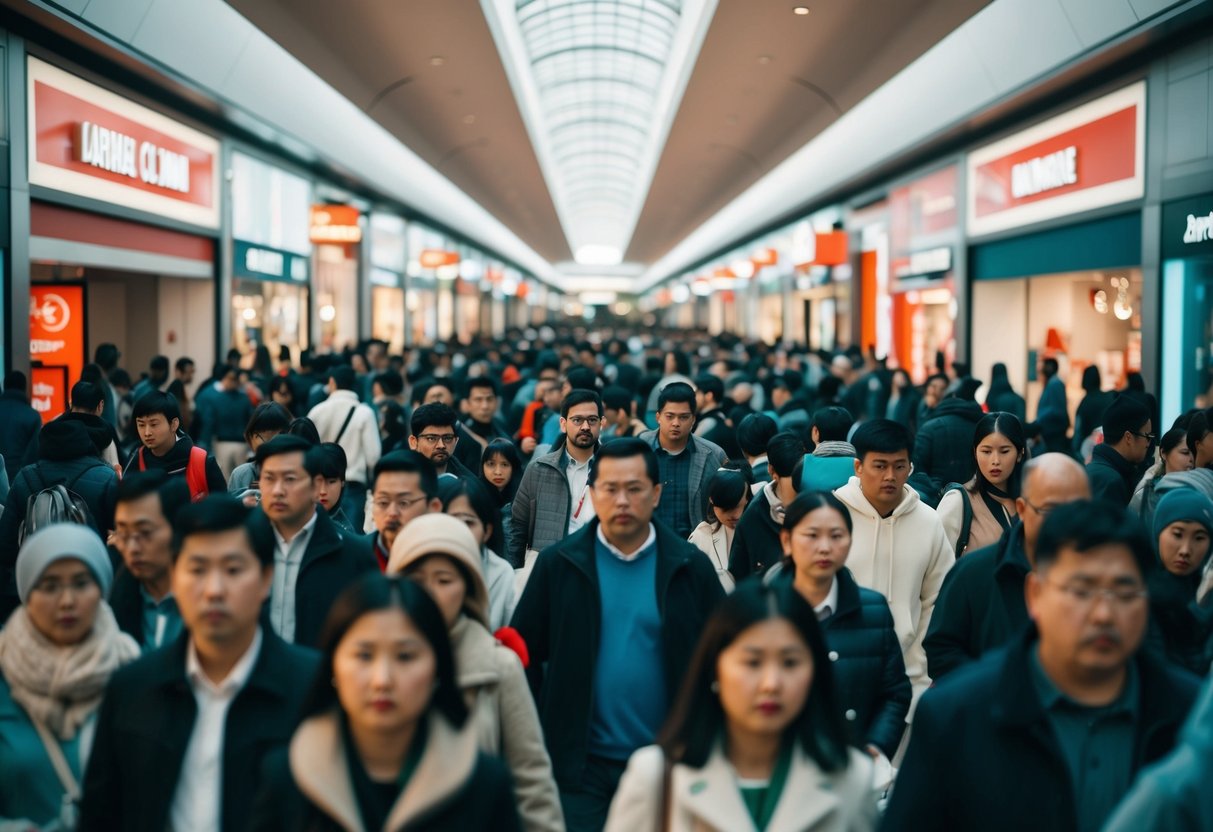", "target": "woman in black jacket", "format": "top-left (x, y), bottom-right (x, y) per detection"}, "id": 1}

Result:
top-left (250, 574), bottom-right (521, 832)
top-left (766, 491), bottom-right (911, 768)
